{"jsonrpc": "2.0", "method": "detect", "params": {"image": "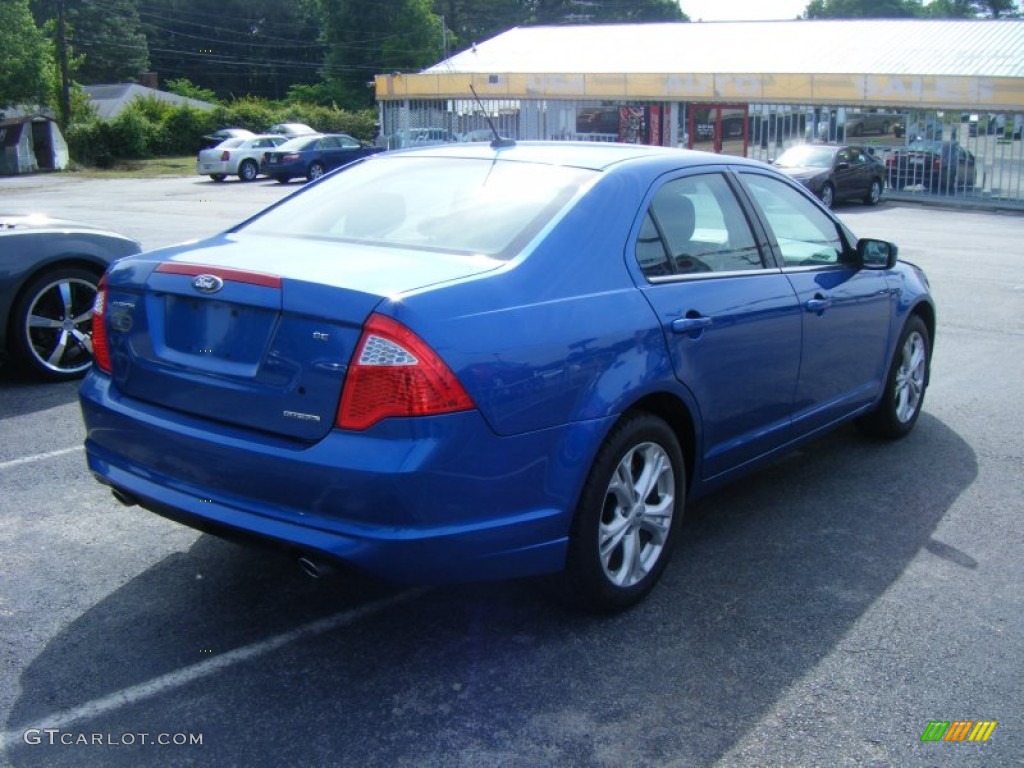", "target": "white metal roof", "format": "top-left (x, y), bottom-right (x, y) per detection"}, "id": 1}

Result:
top-left (426, 20), bottom-right (1024, 79)
top-left (82, 84), bottom-right (214, 120)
